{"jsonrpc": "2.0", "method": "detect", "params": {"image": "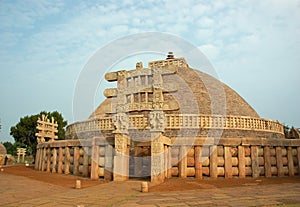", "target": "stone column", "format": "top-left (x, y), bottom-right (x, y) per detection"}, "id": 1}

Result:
top-left (224, 146), bottom-right (232, 178)
top-left (276, 147), bottom-right (284, 177)
top-left (41, 148), bottom-right (47, 171)
top-left (57, 147), bottom-right (63, 174)
top-left (164, 145), bottom-right (169, 178)
top-left (210, 145), bottom-right (218, 178)
top-left (238, 146), bottom-right (245, 178)
top-left (52, 148), bottom-right (57, 173)
top-left (264, 146), bottom-right (272, 177)
top-left (251, 146), bottom-right (260, 178)
top-left (91, 144), bottom-right (99, 180)
top-left (34, 148), bottom-right (40, 170)
top-left (179, 146), bottom-right (187, 178)
top-left (38, 147), bottom-right (43, 171)
top-left (151, 133), bottom-right (165, 183)
top-left (195, 146), bottom-right (202, 179)
top-left (65, 147), bottom-right (70, 175)
top-left (113, 133), bottom-right (129, 181)
top-left (149, 110), bottom-right (166, 184)
top-left (82, 147), bottom-right (89, 177)
top-left (112, 111), bottom-right (130, 181)
top-left (46, 148), bottom-right (51, 173)
top-left (73, 147), bottom-right (80, 175)
top-left (287, 147), bottom-right (294, 176)
top-left (104, 144), bottom-right (113, 181)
